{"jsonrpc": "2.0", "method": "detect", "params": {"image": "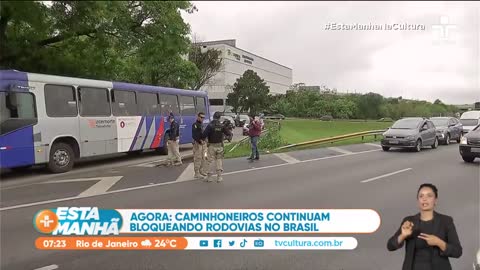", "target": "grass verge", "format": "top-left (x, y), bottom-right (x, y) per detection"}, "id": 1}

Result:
top-left (225, 119), bottom-right (391, 158)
